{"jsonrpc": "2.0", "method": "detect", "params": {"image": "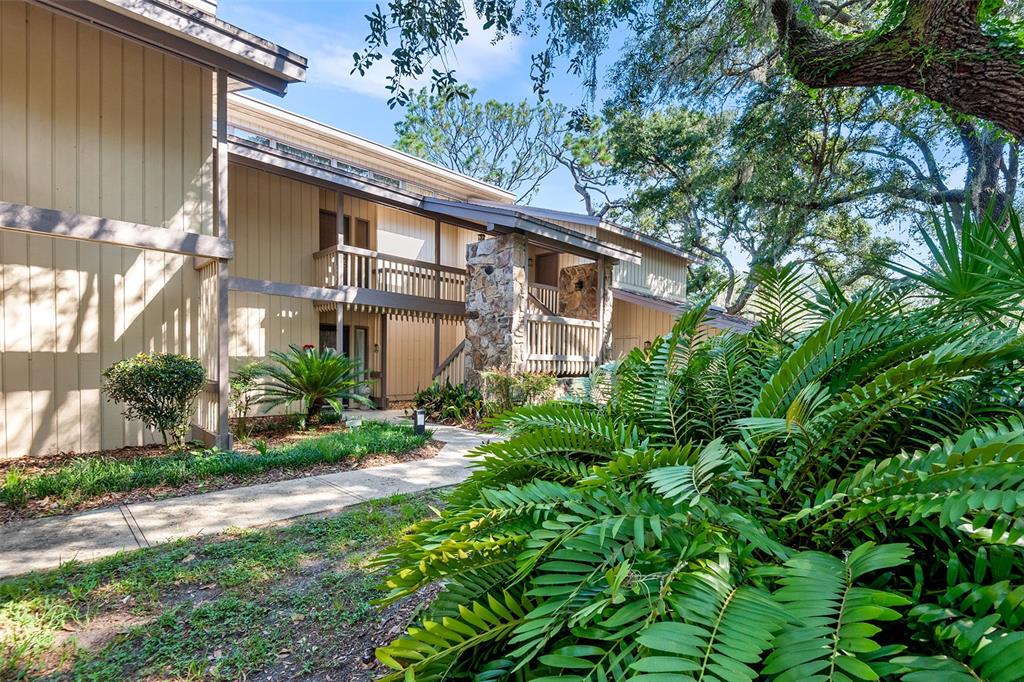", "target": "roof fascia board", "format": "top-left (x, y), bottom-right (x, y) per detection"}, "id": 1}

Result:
top-left (485, 200), bottom-right (700, 263)
top-left (229, 95), bottom-right (516, 202)
top-left (39, 0), bottom-right (304, 95)
top-left (422, 199), bottom-right (641, 264)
